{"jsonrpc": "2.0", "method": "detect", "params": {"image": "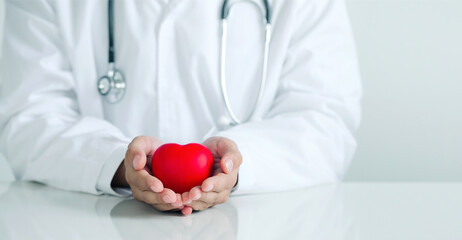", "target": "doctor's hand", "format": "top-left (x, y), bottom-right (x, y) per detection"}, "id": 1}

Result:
top-left (117, 136), bottom-right (184, 212)
top-left (180, 137), bottom-right (241, 215)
